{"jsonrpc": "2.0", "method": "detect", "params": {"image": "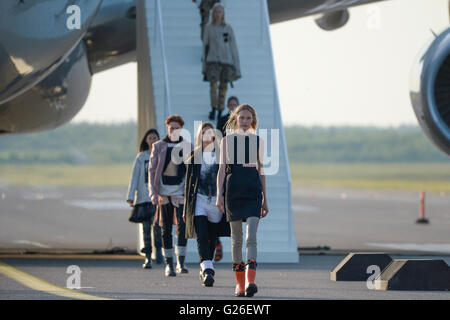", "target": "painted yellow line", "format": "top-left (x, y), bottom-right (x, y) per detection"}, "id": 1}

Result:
top-left (0, 261), bottom-right (113, 300)
top-left (0, 254), bottom-right (143, 260)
